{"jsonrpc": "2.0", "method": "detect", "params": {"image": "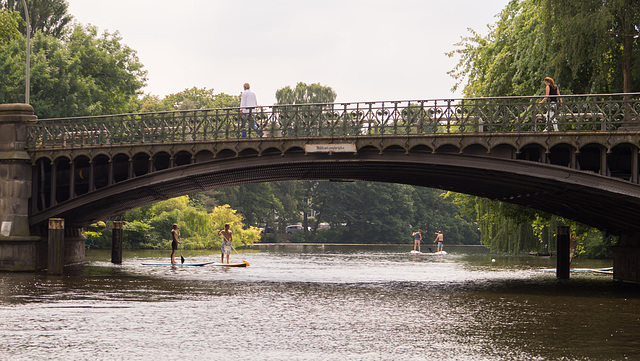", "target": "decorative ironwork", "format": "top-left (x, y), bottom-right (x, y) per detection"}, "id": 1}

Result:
top-left (26, 93), bottom-right (640, 149)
